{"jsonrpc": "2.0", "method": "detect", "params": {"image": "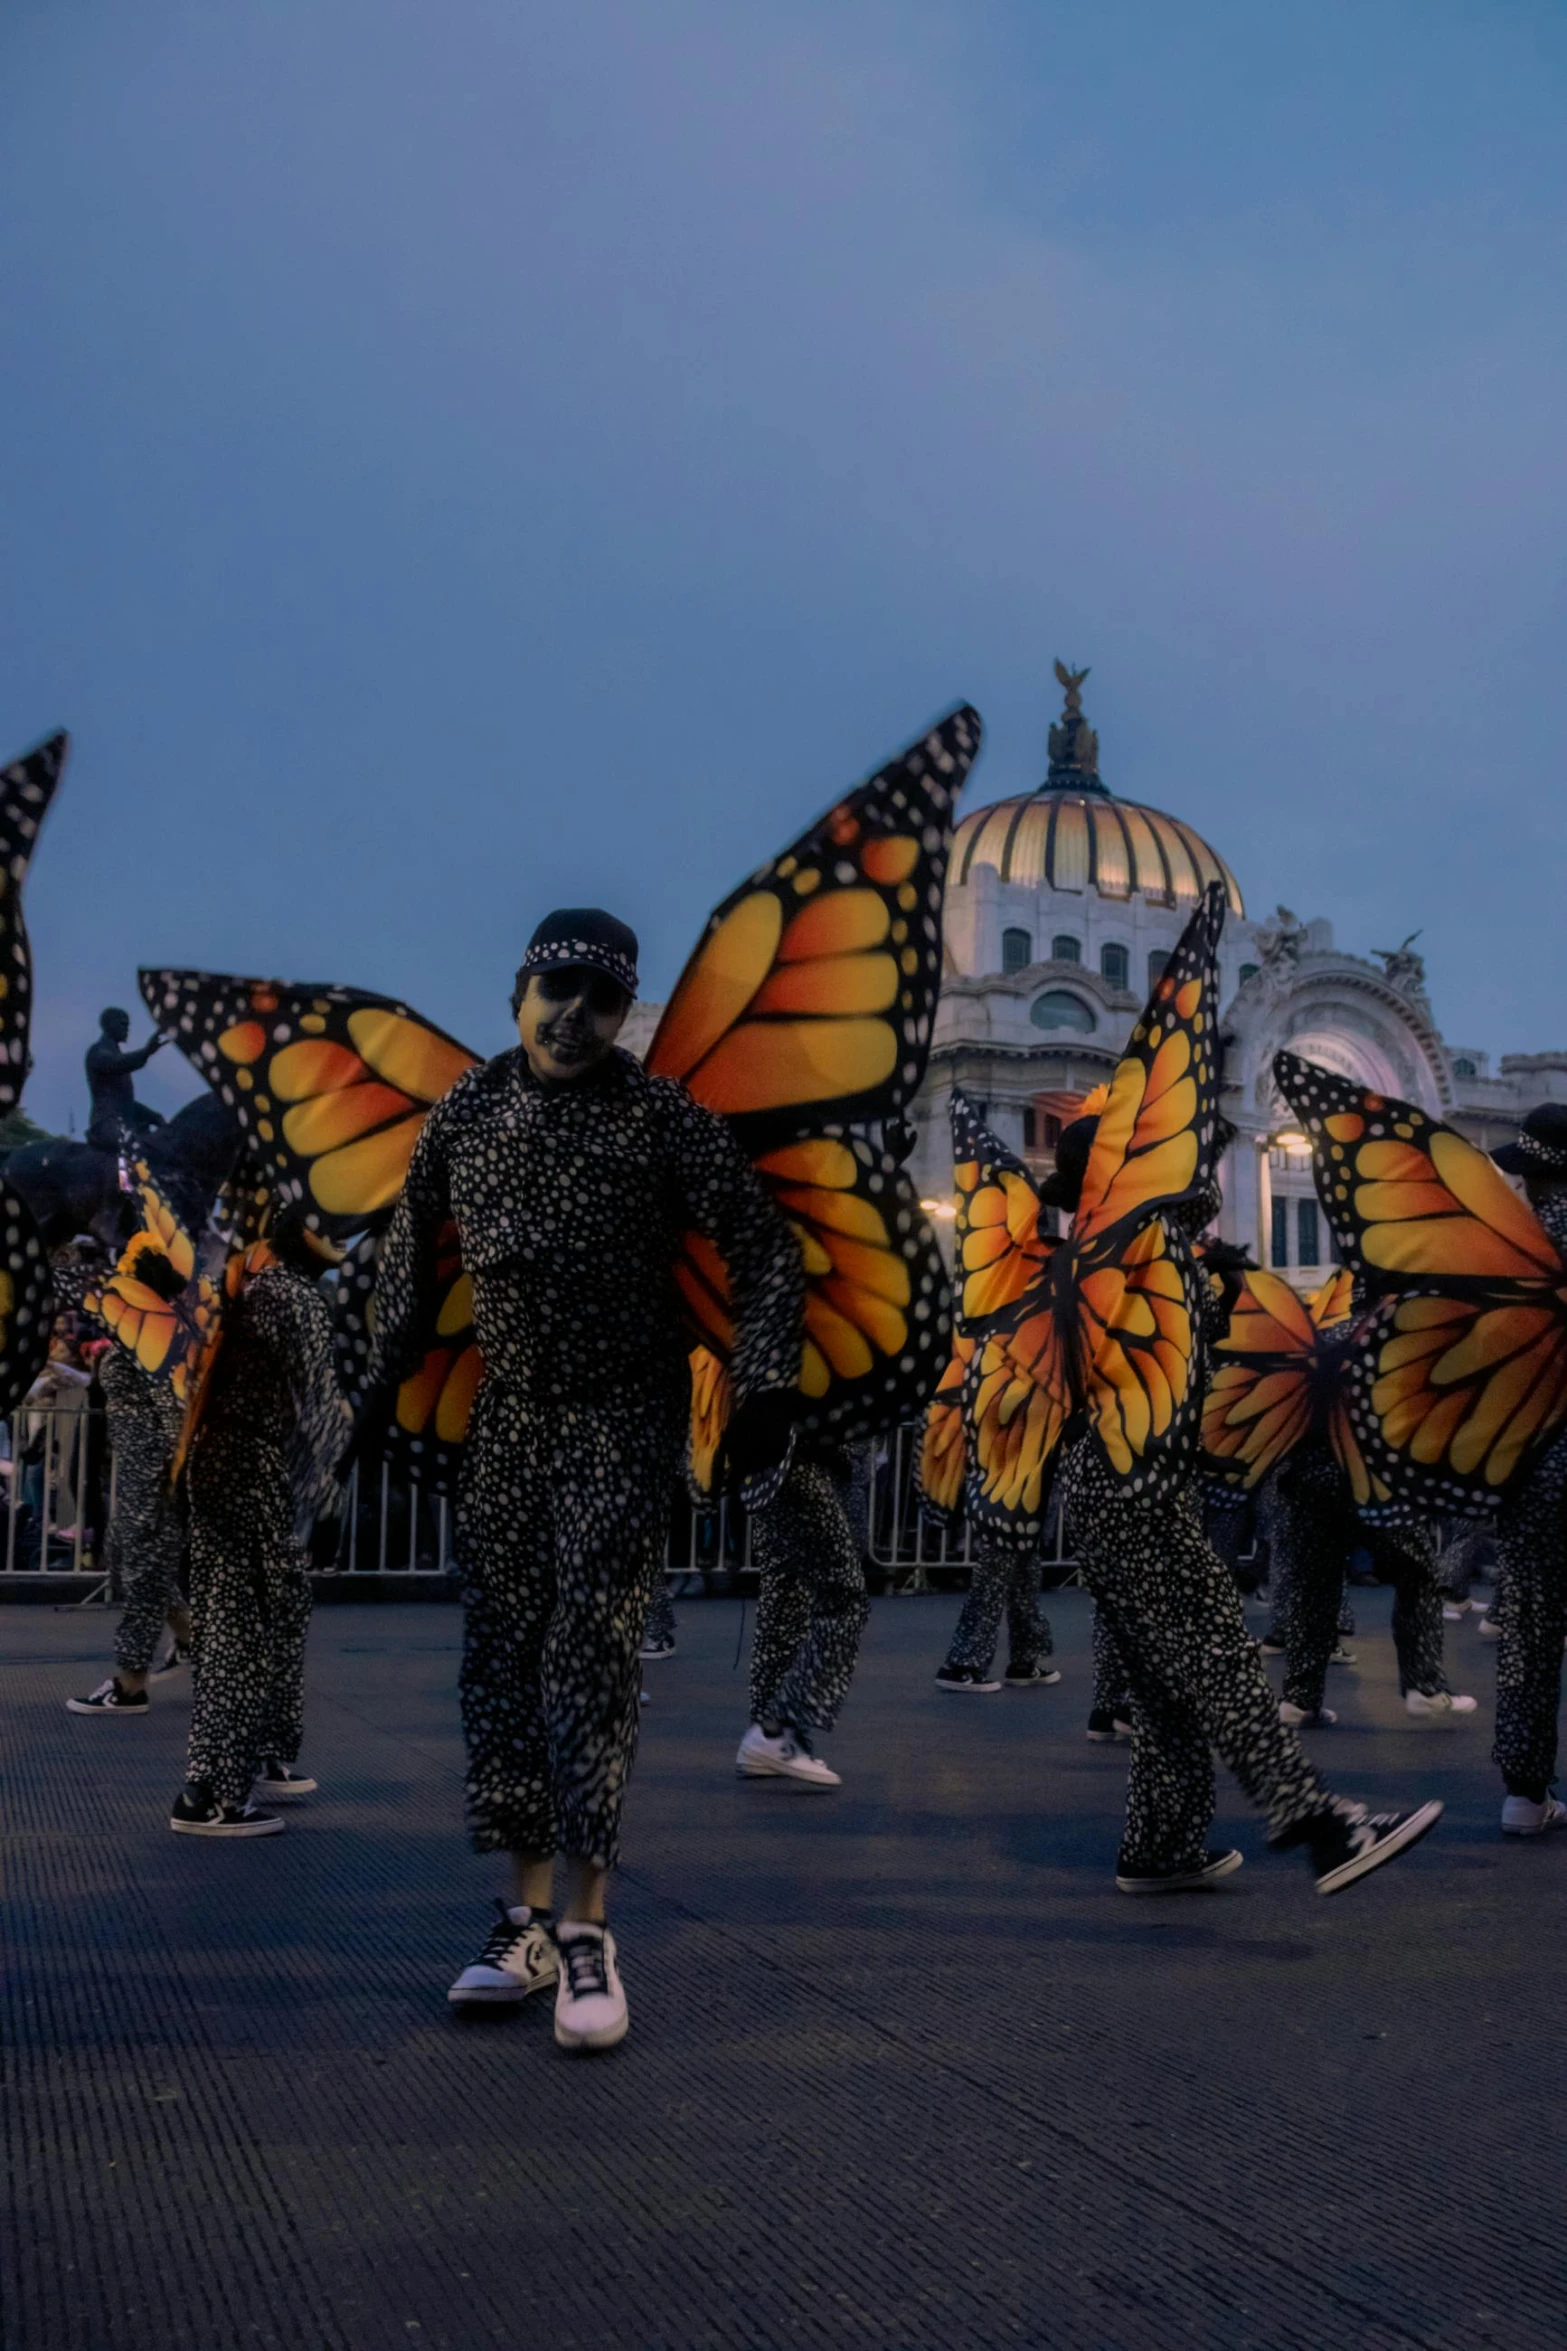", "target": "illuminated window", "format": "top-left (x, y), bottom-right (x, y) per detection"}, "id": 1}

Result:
top-left (1271, 1199), bottom-right (1289, 1267)
top-left (1148, 949), bottom-right (1170, 989)
top-left (1052, 933), bottom-right (1082, 964)
top-left (1030, 990), bottom-right (1096, 1034)
top-left (1002, 927), bottom-right (1032, 974)
top-left (1100, 942), bottom-right (1130, 989)
top-left (1297, 1198), bottom-right (1320, 1265)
